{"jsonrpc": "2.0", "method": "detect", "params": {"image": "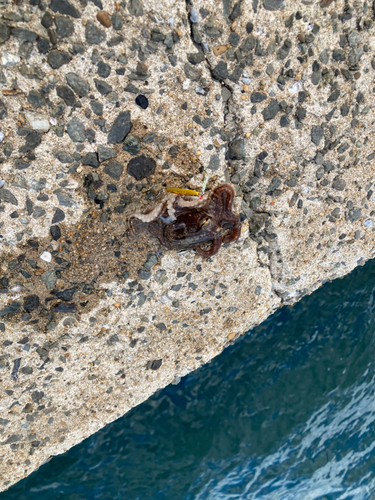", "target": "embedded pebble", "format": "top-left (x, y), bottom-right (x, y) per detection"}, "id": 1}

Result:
top-left (96, 11), bottom-right (112, 28)
top-left (66, 117), bottom-right (86, 142)
top-left (25, 111), bottom-right (50, 133)
top-left (107, 111), bottom-right (131, 144)
top-left (127, 155), bottom-right (156, 180)
top-left (40, 251), bottom-right (52, 263)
